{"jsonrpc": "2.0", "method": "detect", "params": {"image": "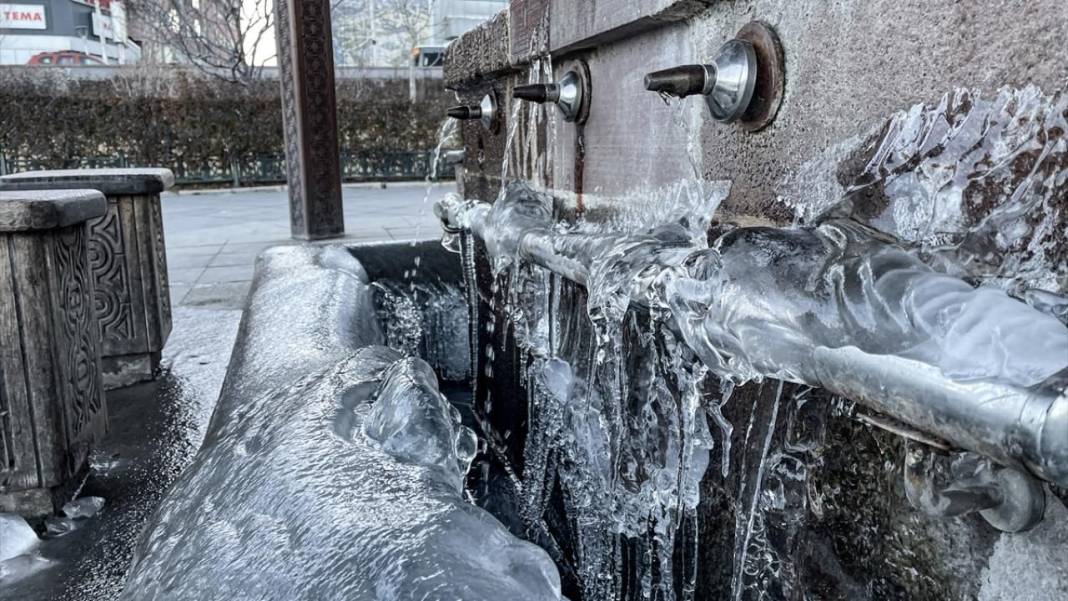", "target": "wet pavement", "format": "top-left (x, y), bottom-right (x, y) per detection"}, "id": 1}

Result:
top-left (1, 308), bottom-right (241, 601)
top-left (0, 184), bottom-right (443, 600)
